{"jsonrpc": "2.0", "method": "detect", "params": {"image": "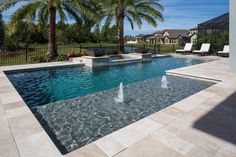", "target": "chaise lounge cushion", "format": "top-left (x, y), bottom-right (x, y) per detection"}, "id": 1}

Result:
top-left (176, 43), bottom-right (193, 53)
top-left (218, 45), bottom-right (229, 57)
top-left (193, 43), bottom-right (210, 55)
